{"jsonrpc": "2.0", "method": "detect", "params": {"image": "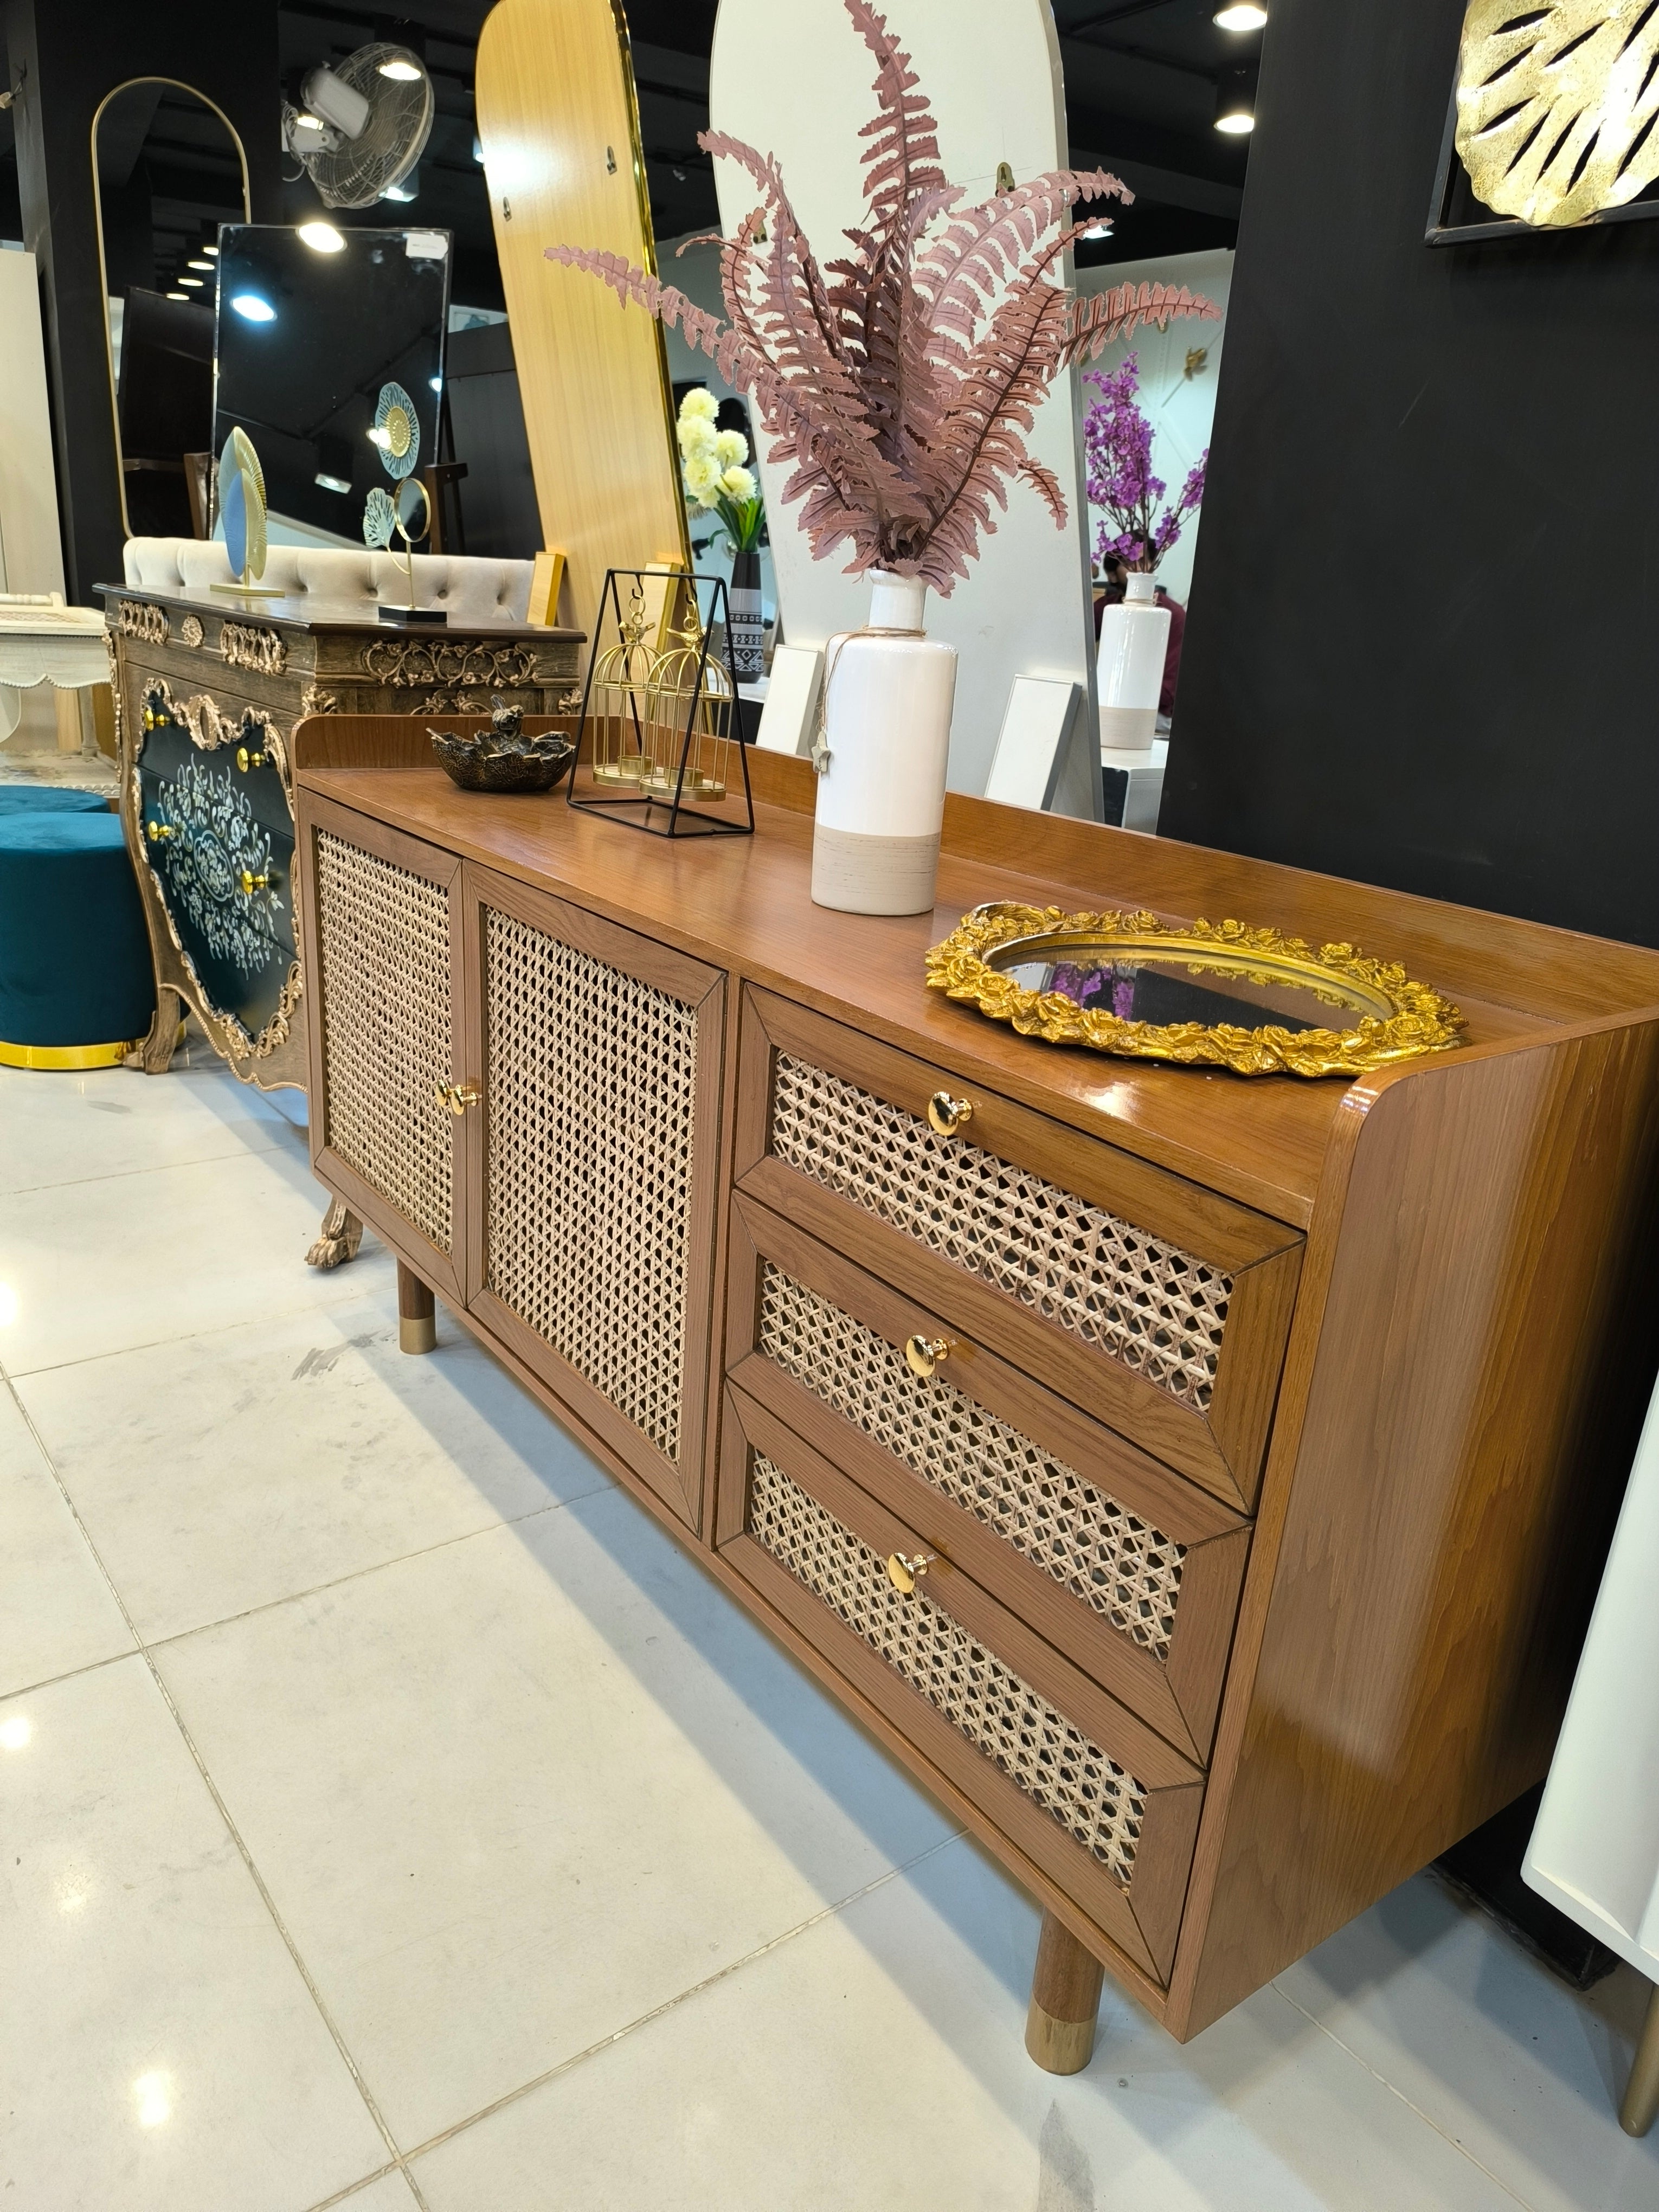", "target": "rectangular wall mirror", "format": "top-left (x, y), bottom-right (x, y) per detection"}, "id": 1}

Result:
top-left (212, 223), bottom-right (452, 548)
